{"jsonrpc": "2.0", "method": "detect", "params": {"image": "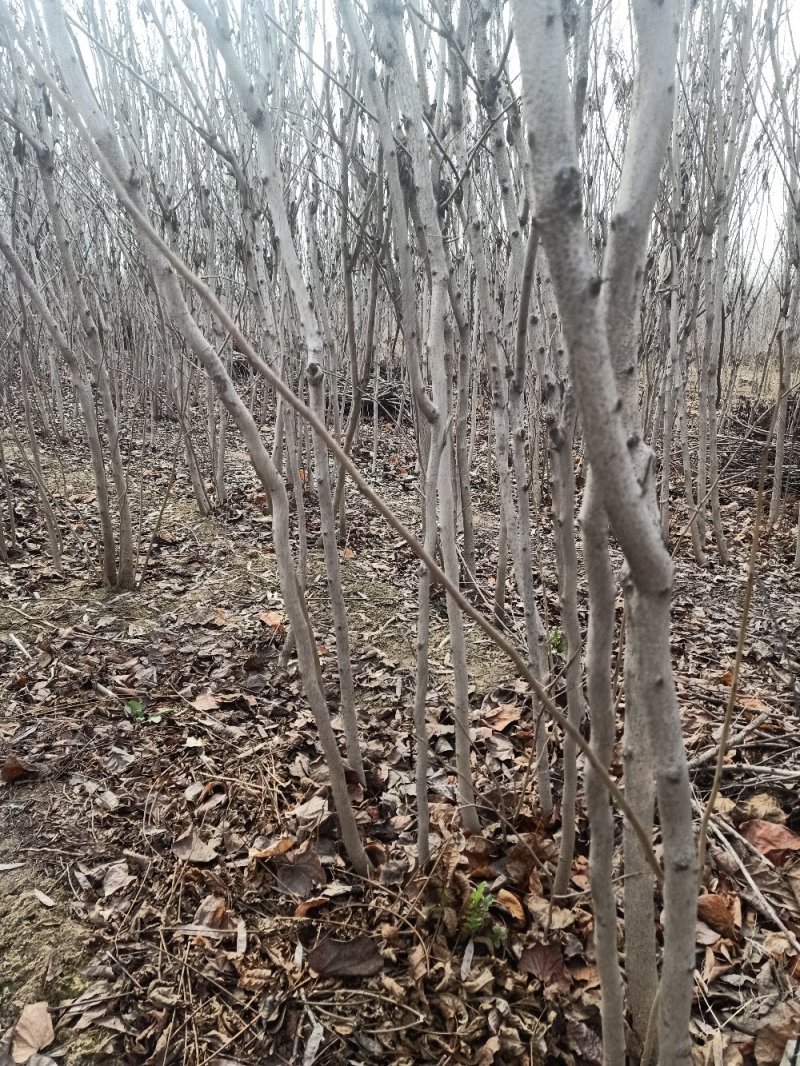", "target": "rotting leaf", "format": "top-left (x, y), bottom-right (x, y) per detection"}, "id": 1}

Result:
top-left (11, 1001), bottom-right (54, 1063)
top-left (307, 936), bottom-right (383, 978)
